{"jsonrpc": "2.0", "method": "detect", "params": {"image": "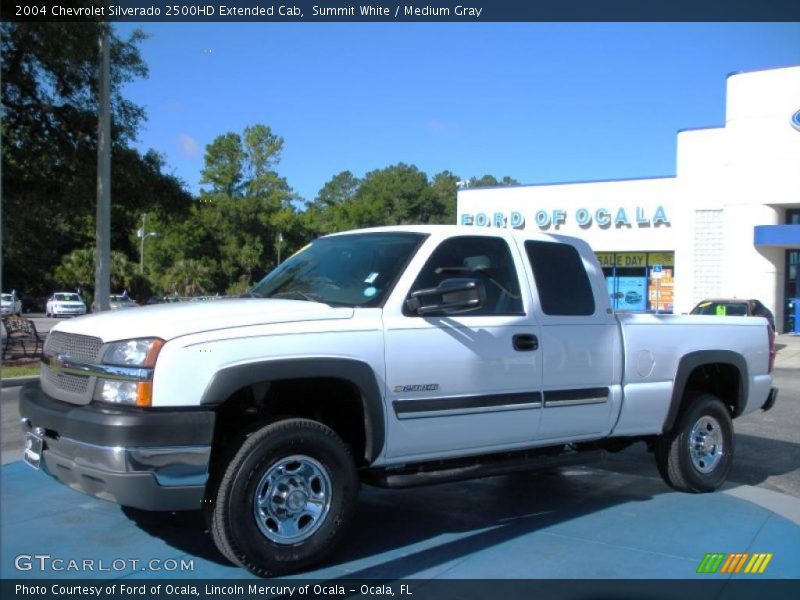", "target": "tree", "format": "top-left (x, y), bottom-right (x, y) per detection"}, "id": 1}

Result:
top-left (54, 248), bottom-right (95, 292)
top-left (427, 170), bottom-right (459, 224)
top-left (200, 132), bottom-right (244, 199)
top-left (314, 171), bottom-right (360, 209)
top-left (468, 174), bottom-right (519, 188)
top-left (162, 258), bottom-right (215, 297)
top-left (308, 171), bottom-right (361, 234)
top-left (244, 125), bottom-right (283, 180)
top-left (1, 21), bottom-right (192, 296)
top-left (318, 164), bottom-right (456, 231)
top-left (109, 251), bottom-right (136, 291)
top-left (53, 247), bottom-right (135, 304)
